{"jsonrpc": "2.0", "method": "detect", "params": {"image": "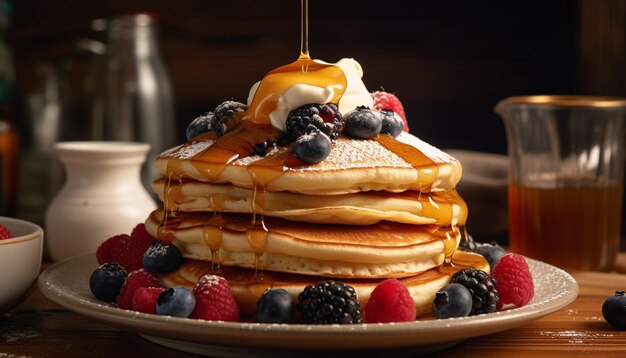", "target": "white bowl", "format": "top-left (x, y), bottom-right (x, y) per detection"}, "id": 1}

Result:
top-left (0, 216), bottom-right (44, 314)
